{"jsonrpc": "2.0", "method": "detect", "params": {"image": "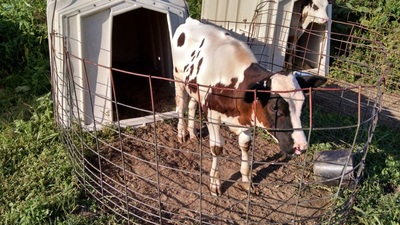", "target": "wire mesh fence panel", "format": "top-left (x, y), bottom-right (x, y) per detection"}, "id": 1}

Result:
top-left (48, 1), bottom-right (388, 224)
